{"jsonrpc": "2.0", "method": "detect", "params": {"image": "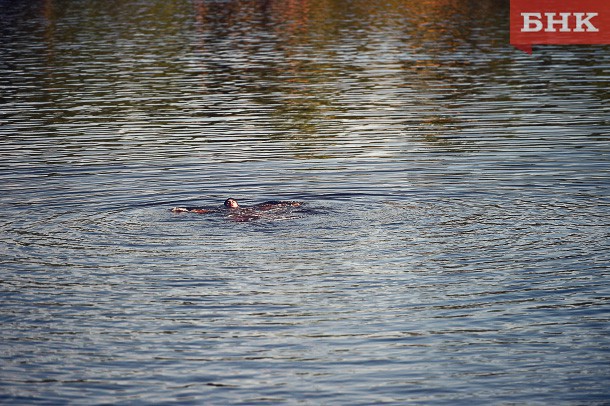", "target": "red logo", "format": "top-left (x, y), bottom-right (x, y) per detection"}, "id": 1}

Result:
top-left (510, 0), bottom-right (610, 53)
